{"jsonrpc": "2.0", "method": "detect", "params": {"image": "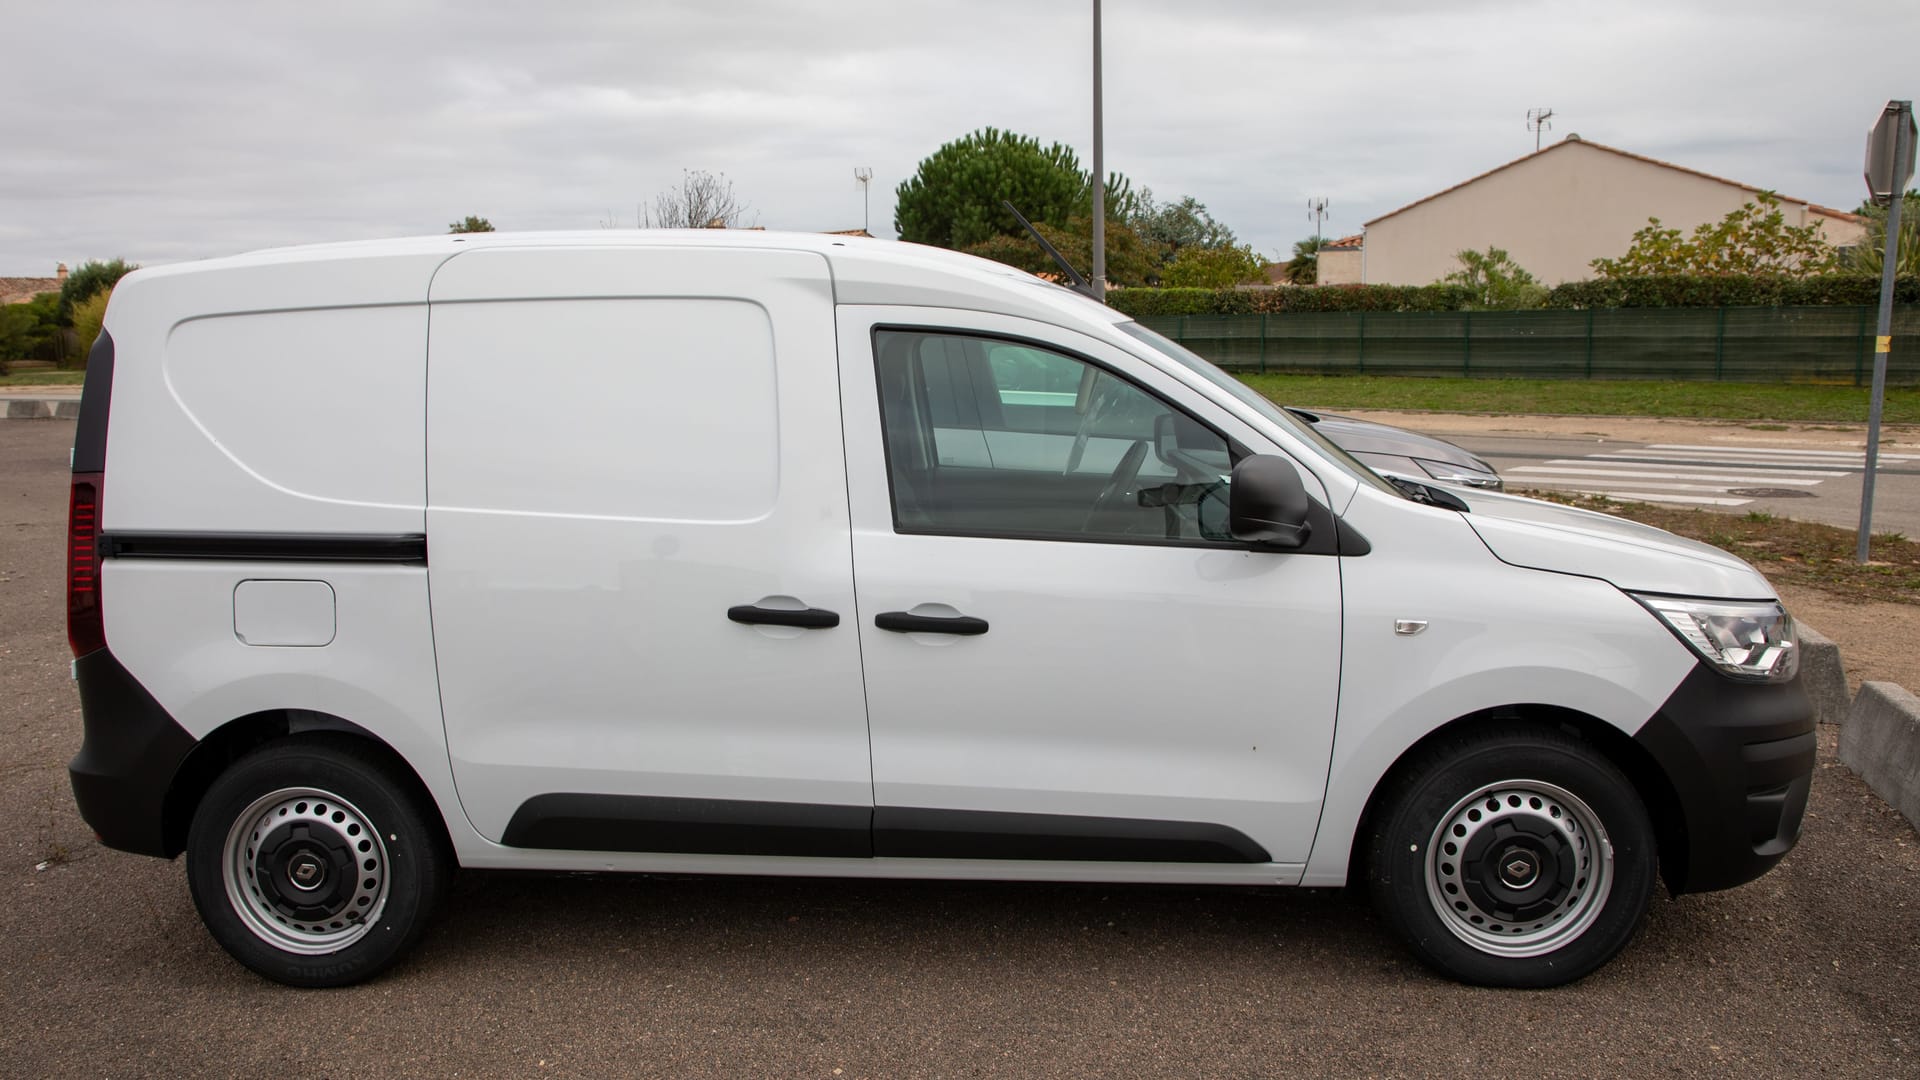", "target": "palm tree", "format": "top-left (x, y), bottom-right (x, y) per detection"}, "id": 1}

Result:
top-left (1286, 237), bottom-right (1325, 284)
